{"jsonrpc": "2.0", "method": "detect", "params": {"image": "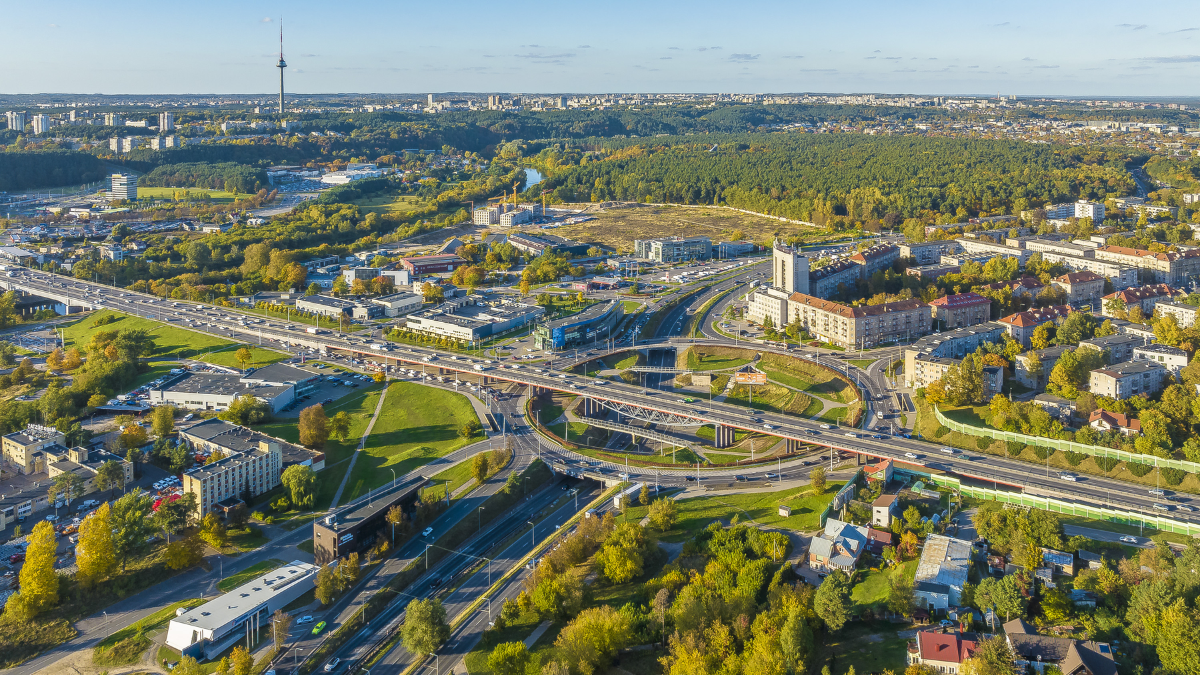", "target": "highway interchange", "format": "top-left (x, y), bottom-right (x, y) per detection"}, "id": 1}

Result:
top-left (2, 260), bottom-right (1195, 674)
